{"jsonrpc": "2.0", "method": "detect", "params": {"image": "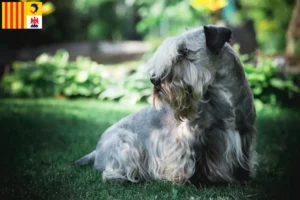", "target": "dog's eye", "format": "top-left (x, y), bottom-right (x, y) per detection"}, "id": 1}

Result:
top-left (177, 47), bottom-right (189, 60)
top-left (178, 47), bottom-right (189, 56)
